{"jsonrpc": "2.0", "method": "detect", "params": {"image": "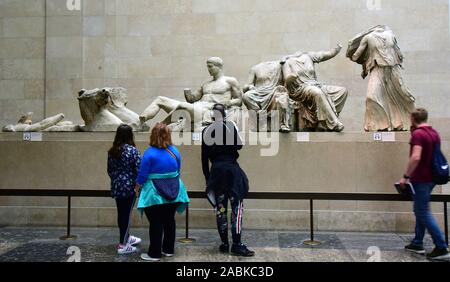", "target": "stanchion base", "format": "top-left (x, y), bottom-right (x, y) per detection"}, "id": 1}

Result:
top-left (303, 240), bottom-right (321, 246)
top-left (178, 238), bottom-right (196, 244)
top-left (59, 235), bottom-right (78, 241)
